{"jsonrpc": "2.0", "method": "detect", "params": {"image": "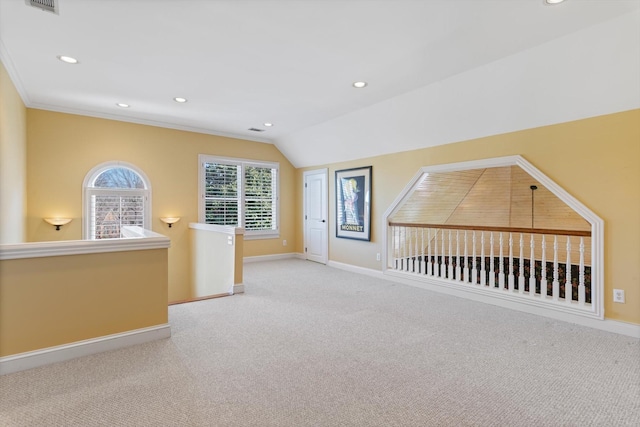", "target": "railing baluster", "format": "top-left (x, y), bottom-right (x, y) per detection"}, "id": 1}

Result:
top-left (440, 229), bottom-right (445, 278)
top-left (408, 227), bottom-right (414, 272)
top-left (480, 232), bottom-right (486, 286)
top-left (518, 234), bottom-right (524, 294)
top-left (394, 226), bottom-right (400, 270)
top-left (552, 236), bottom-right (559, 301)
top-left (419, 228), bottom-right (423, 274)
top-left (403, 227), bottom-right (407, 272)
top-left (398, 226), bottom-right (402, 271)
top-left (404, 227), bottom-right (411, 273)
top-left (396, 226), bottom-right (400, 271)
top-left (407, 228), bottom-right (412, 273)
top-left (508, 232), bottom-right (514, 291)
top-left (416, 228), bottom-right (420, 273)
top-left (448, 230), bottom-right (453, 279)
top-left (456, 230), bottom-right (462, 281)
top-left (387, 223), bottom-right (593, 314)
top-left (407, 227), bottom-right (412, 272)
top-left (489, 232), bottom-right (495, 288)
top-left (395, 226), bottom-right (399, 271)
top-left (397, 226), bottom-right (401, 271)
top-left (413, 228), bottom-right (421, 273)
top-left (427, 228), bottom-right (432, 276)
top-left (498, 232), bottom-right (505, 290)
top-left (421, 228), bottom-right (426, 275)
top-left (541, 235), bottom-right (547, 298)
top-left (472, 231), bottom-right (478, 285)
top-left (431, 230), bottom-right (436, 276)
top-left (408, 227), bottom-right (413, 272)
top-left (464, 230), bottom-right (469, 283)
top-left (565, 236), bottom-right (572, 304)
top-left (413, 228), bottom-right (417, 273)
top-left (529, 234), bottom-right (536, 297)
top-left (579, 237), bottom-right (585, 306)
